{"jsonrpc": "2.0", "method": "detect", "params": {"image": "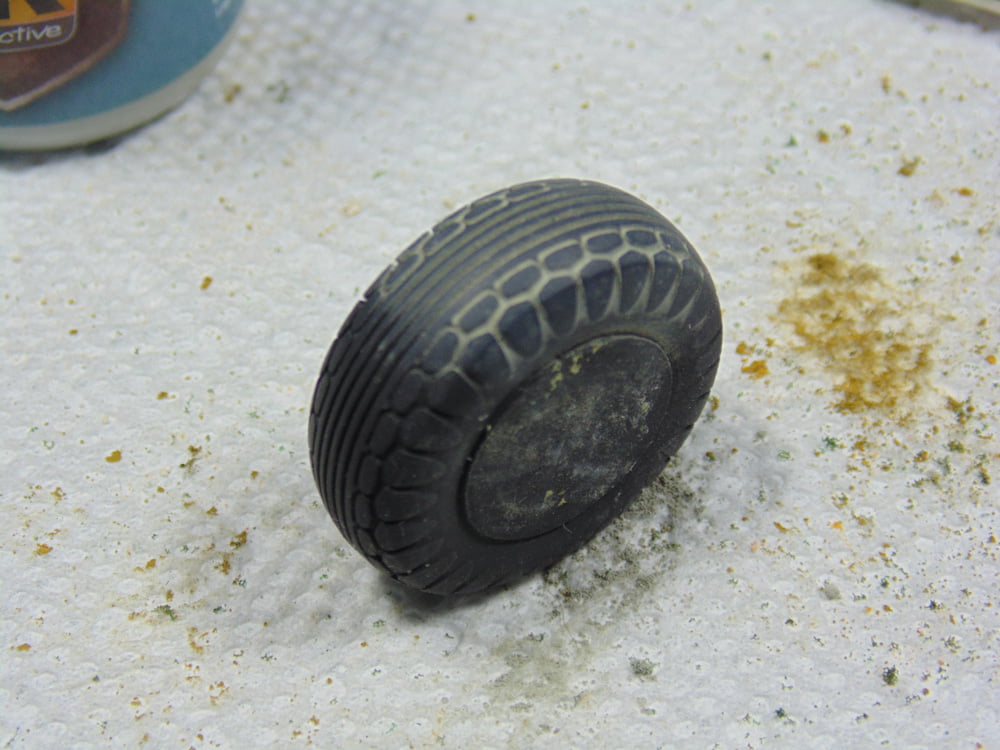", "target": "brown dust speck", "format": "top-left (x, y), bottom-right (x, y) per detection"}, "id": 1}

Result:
top-left (736, 341), bottom-right (769, 379)
top-left (188, 628), bottom-right (206, 654)
top-left (741, 360), bottom-right (770, 379)
top-left (778, 253), bottom-right (933, 415)
top-left (898, 157), bottom-right (921, 177)
top-left (180, 445), bottom-right (203, 474)
top-left (105, 450), bottom-right (122, 463)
